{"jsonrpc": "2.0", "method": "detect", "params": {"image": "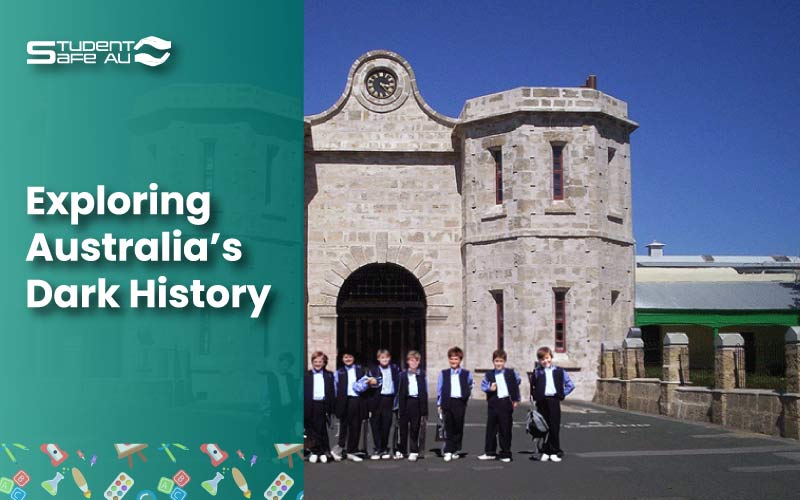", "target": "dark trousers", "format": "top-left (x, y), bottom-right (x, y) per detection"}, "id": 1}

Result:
top-left (443, 398), bottom-right (467, 453)
top-left (485, 397), bottom-right (514, 458)
top-left (539, 396), bottom-right (562, 455)
top-left (370, 395), bottom-right (395, 452)
top-left (305, 401), bottom-right (330, 454)
top-left (340, 397), bottom-right (363, 453)
top-left (399, 398), bottom-right (423, 454)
